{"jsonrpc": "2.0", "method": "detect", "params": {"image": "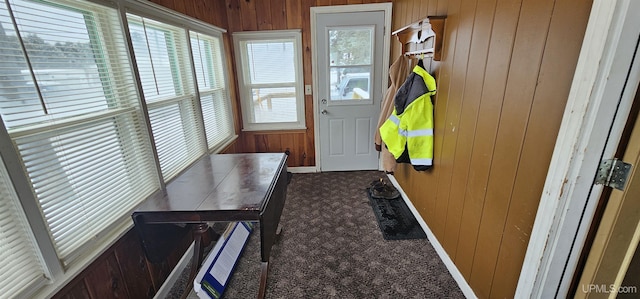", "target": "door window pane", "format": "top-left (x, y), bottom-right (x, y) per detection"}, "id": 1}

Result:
top-left (328, 27), bottom-right (373, 102)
